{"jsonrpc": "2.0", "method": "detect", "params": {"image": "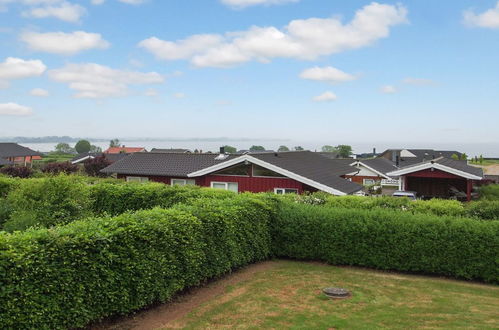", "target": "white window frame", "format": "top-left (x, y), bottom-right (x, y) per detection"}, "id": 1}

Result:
top-left (363, 178), bottom-right (376, 185)
top-left (274, 188), bottom-right (299, 195)
top-left (210, 181), bottom-right (239, 192)
top-left (126, 176), bottom-right (149, 183)
top-left (171, 179), bottom-right (196, 186)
